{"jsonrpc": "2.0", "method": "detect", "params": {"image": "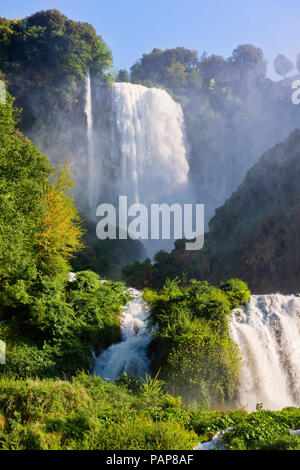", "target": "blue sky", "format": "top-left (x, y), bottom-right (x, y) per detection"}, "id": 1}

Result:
top-left (1, 0), bottom-right (299, 79)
